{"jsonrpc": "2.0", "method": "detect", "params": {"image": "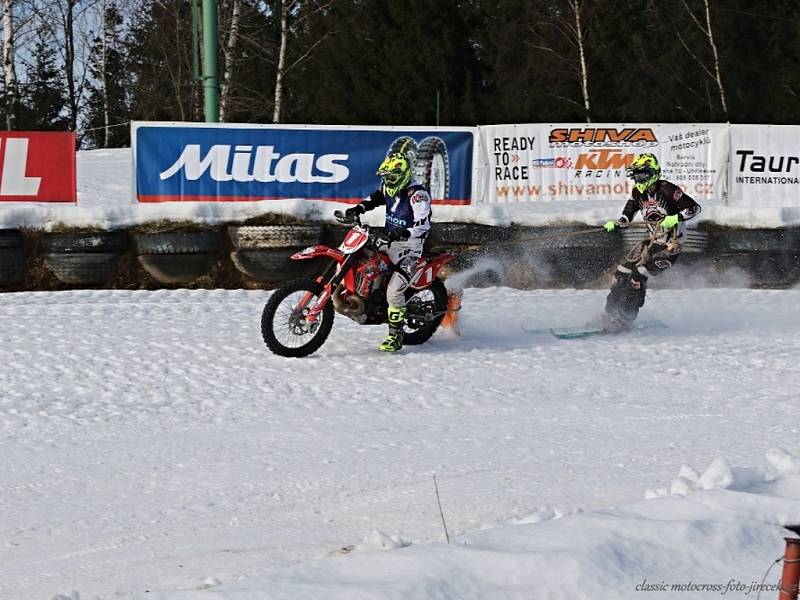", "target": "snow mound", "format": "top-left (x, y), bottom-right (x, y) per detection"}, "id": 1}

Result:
top-left (140, 451), bottom-right (800, 600)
